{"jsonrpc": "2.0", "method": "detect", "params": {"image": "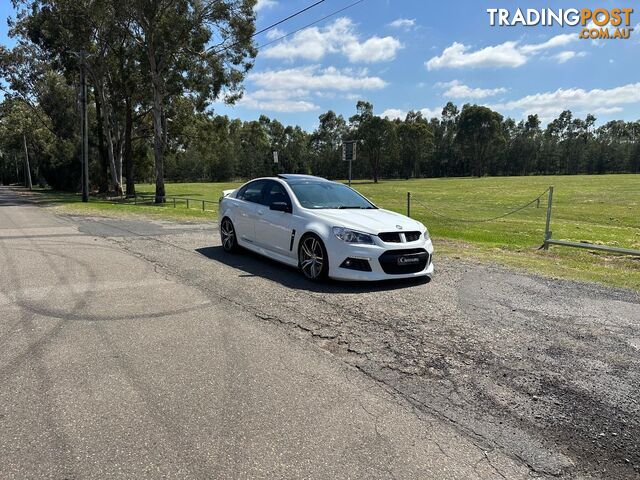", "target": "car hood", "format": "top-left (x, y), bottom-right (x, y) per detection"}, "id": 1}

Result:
top-left (309, 208), bottom-right (424, 234)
